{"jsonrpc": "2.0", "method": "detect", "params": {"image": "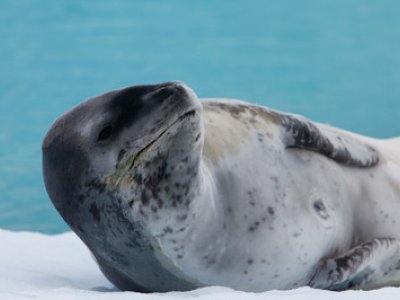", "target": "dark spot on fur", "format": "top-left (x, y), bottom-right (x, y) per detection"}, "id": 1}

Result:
top-left (268, 206), bottom-right (275, 215)
top-left (175, 194), bottom-right (182, 203)
top-left (249, 117), bottom-right (258, 124)
top-left (207, 258), bottom-right (216, 265)
top-left (195, 133), bottom-right (201, 142)
top-left (128, 199), bottom-right (134, 207)
top-left (271, 176), bottom-right (279, 186)
top-left (117, 149), bottom-right (126, 162)
top-left (249, 221), bottom-right (261, 232)
top-left (247, 259), bottom-right (254, 265)
top-left (141, 192), bottom-right (150, 206)
top-left (134, 173), bottom-right (143, 185)
top-left (216, 103), bottom-right (247, 117)
top-left (85, 179), bottom-right (106, 194)
top-left (173, 245), bottom-right (184, 252)
top-left (177, 214), bottom-right (188, 222)
top-left (164, 185), bottom-right (170, 194)
top-left (78, 194), bottom-right (85, 204)
top-left (163, 226), bottom-right (173, 234)
top-left (154, 197), bottom-right (163, 209)
top-left (89, 203), bottom-right (101, 222)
